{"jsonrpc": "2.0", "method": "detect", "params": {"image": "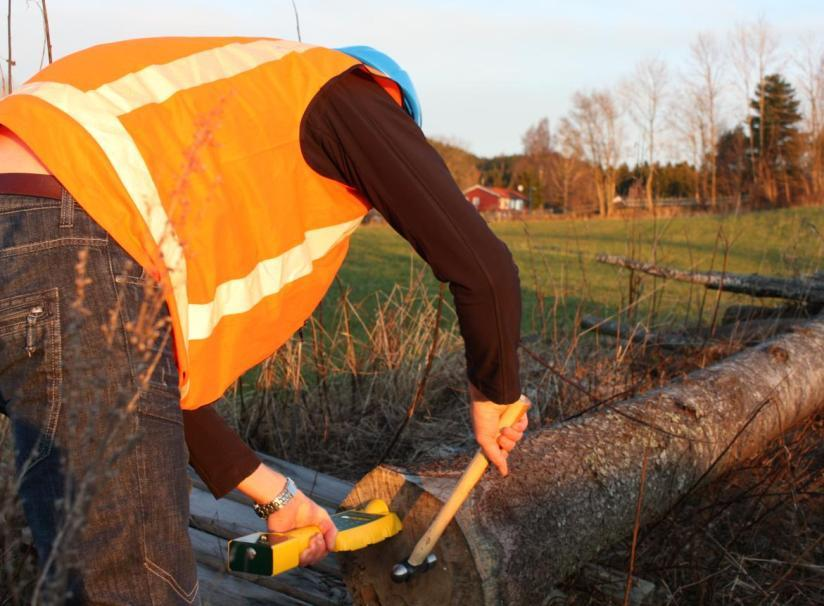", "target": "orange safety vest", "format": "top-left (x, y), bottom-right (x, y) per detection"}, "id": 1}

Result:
top-left (0, 37), bottom-right (406, 409)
